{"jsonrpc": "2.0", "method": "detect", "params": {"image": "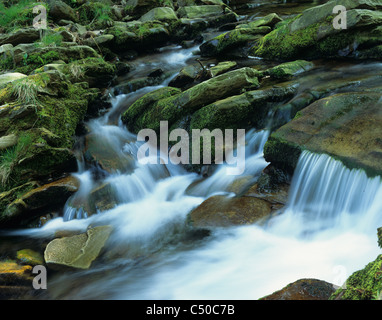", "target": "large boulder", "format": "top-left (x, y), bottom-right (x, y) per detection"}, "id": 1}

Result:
top-left (264, 92), bottom-right (382, 177)
top-left (252, 0), bottom-right (382, 60)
